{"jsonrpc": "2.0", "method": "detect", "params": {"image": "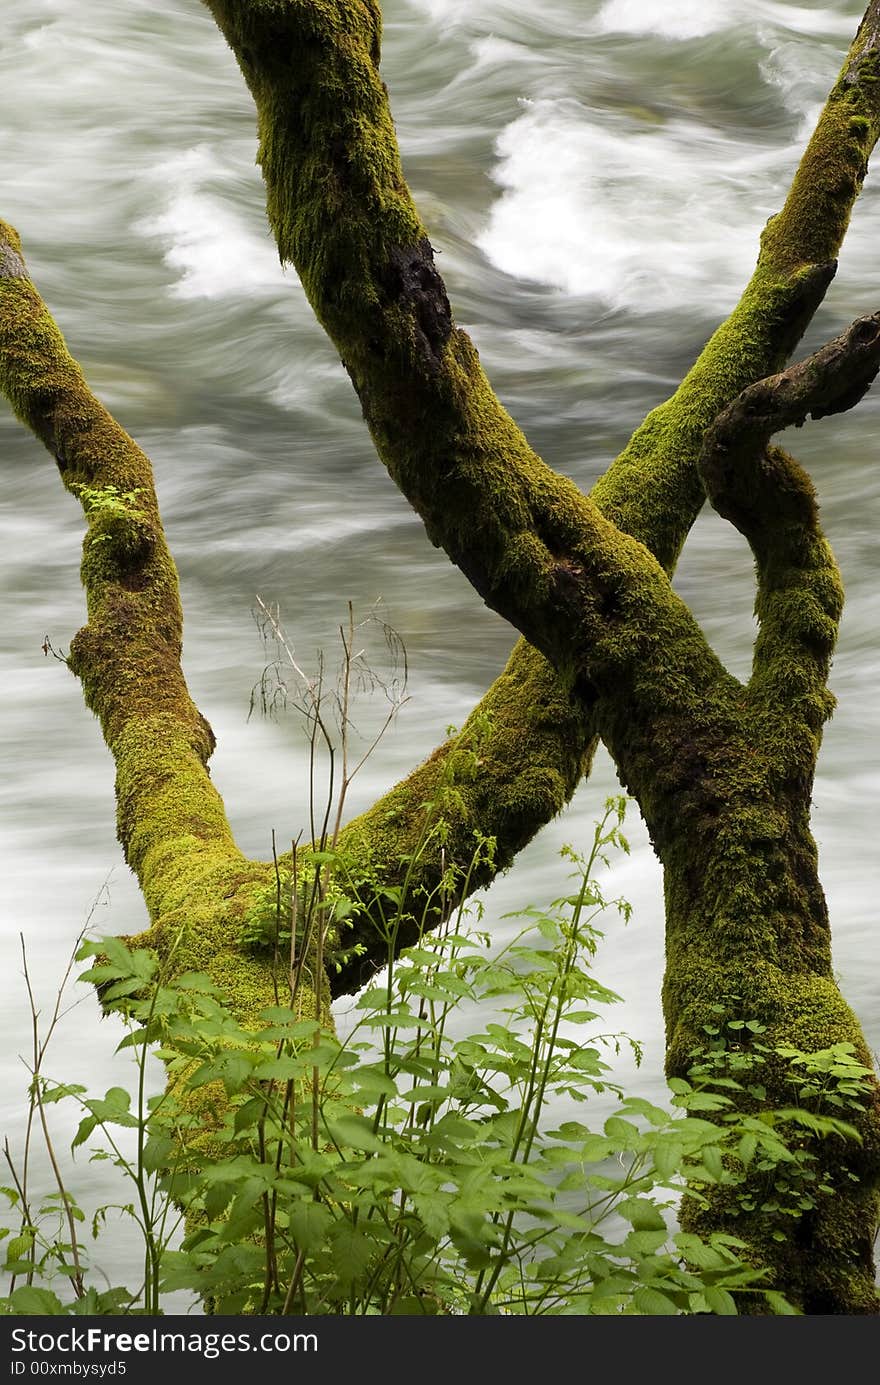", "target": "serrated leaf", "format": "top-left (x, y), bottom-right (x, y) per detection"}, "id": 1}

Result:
top-left (652, 1137), bottom-right (685, 1181)
top-left (623, 1228), bottom-right (669, 1256)
top-left (348, 1068), bottom-right (400, 1101)
top-left (249, 1055), bottom-right (304, 1082)
top-left (633, 1286), bottom-right (680, 1315)
top-left (289, 1200), bottom-right (333, 1251)
top-left (4, 1233), bottom-right (34, 1264)
top-left (619, 1198), bottom-right (667, 1232)
top-left (141, 1133), bottom-right (175, 1173)
top-left (40, 1082), bottom-right (86, 1105)
top-left (763, 1290), bottom-right (799, 1315)
top-left (621, 1098), bottom-right (672, 1126)
top-left (83, 1089), bottom-right (138, 1127)
top-left (412, 1191), bottom-right (450, 1240)
top-left (702, 1146), bottom-right (725, 1181)
top-left (233, 1096), bottom-right (267, 1135)
top-left (704, 1286), bottom-right (738, 1315)
top-left (204, 1182), bottom-right (236, 1221)
top-left (71, 1115), bottom-right (97, 1150)
top-left (603, 1116), bottom-right (641, 1145)
top-left (327, 1114), bottom-right (384, 1152)
top-left (6, 1285), bottom-right (65, 1314)
top-left (193, 1052), bottom-right (256, 1092)
top-left (327, 1223), bottom-right (374, 1288)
